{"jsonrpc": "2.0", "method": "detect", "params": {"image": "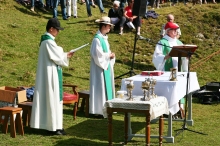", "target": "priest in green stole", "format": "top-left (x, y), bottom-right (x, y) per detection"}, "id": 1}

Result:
top-left (152, 22), bottom-right (188, 72)
top-left (89, 16), bottom-right (116, 117)
top-left (30, 18), bottom-right (74, 135)
top-left (152, 22), bottom-right (188, 118)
